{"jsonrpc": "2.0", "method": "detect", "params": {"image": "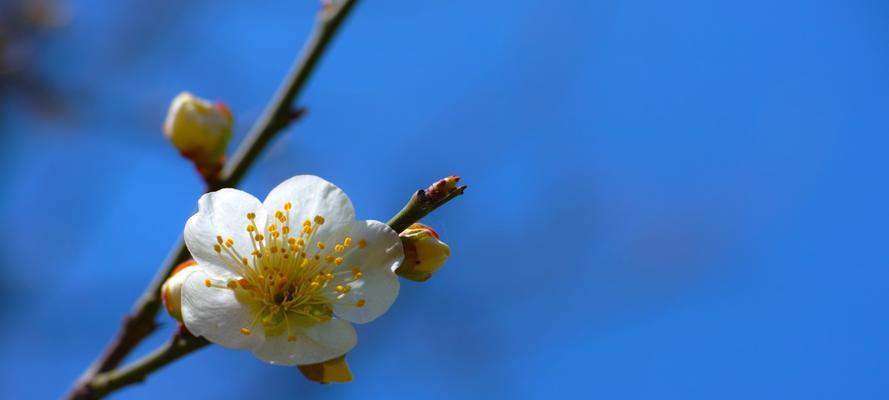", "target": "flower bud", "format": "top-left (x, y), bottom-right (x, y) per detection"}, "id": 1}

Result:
top-left (297, 355), bottom-right (353, 384)
top-left (422, 175), bottom-right (465, 204)
top-left (161, 260), bottom-right (198, 322)
top-left (163, 92), bottom-right (233, 172)
top-left (396, 223), bottom-right (451, 282)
